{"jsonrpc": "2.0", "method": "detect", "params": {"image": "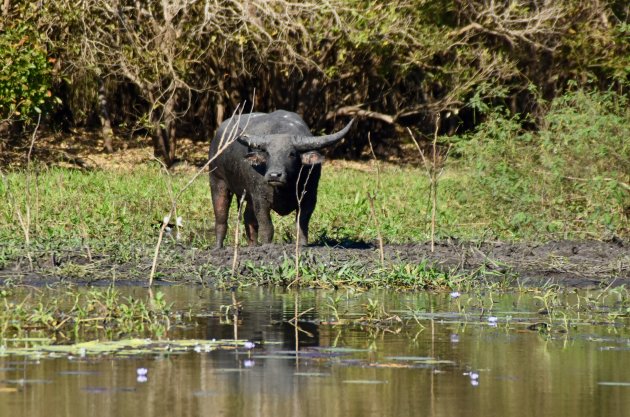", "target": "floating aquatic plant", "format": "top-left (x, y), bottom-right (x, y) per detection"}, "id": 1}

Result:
top-left (0, 338), bottom-right (256, 358)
